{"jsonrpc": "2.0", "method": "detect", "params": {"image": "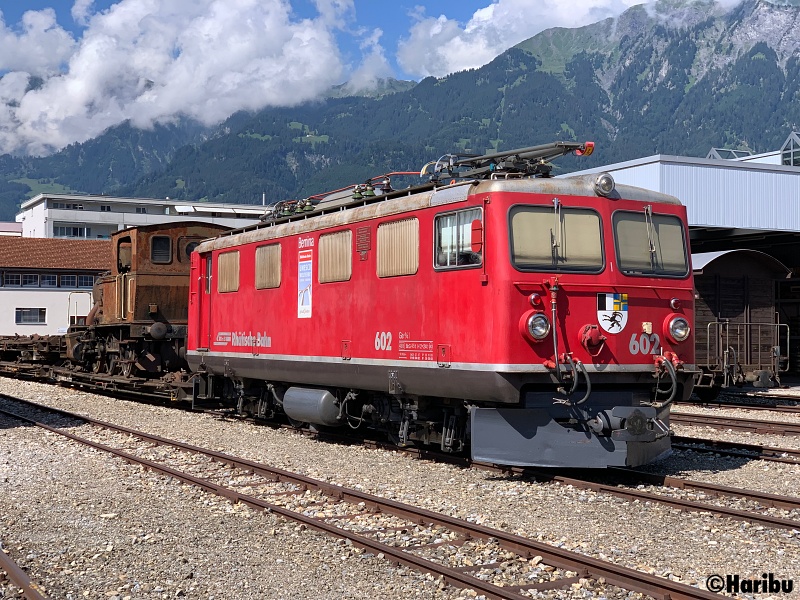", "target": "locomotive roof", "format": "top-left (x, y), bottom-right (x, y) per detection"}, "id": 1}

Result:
top-left (110, 221), bottom-right (232, 240)
top-left (196, 174), bottom-right (681, 253)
